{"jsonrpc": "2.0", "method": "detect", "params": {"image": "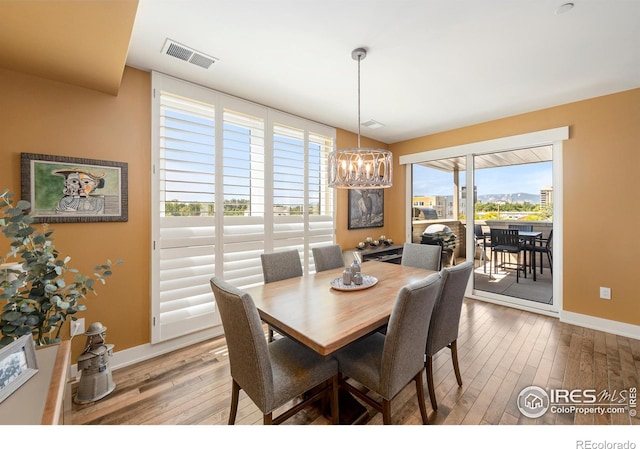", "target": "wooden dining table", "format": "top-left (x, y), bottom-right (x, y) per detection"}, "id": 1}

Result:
top-left (244, 260), bottom-right (435, 356)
